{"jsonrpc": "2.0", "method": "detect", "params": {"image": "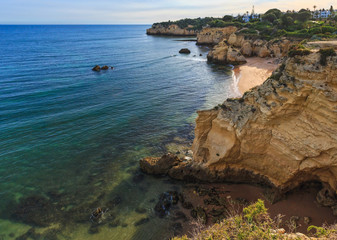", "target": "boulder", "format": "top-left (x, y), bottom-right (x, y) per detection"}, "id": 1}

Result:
top-left (140, 153), bottom-right (181, 175)
top-left (227, 47), bottom-right (247, 65)
top-left (241, 41), bottom-right (253, 56)
top-left (179, 48), bottom-right (191, 54)
top-left (228, 33), bottom-right (245, 47)
top-left (258, 46), bottom-right (271, 58)
top-left (92, 65), bottom-right (101, 71)
top-left (101, 65), bottom-right (109, 70)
